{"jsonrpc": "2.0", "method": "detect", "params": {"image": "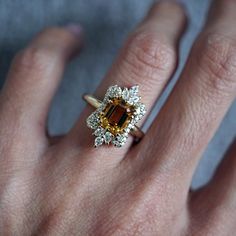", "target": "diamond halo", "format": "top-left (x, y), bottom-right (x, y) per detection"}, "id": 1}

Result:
top-left (86, 85), bottom-right (146, 147)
